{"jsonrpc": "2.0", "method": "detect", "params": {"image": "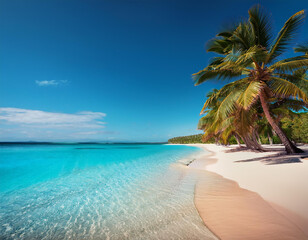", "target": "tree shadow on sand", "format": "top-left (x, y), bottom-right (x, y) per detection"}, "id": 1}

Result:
top-left (227, 146), bottom-right (308, 165)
